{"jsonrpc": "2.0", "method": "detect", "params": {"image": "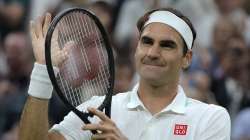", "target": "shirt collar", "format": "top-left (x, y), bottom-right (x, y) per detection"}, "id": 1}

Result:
top-left (126, 83), bottom-right (187, 114)
top-left (126, 83), bottom-right (144, 109)
top-left (161, 85), bottom-right (187, 114)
